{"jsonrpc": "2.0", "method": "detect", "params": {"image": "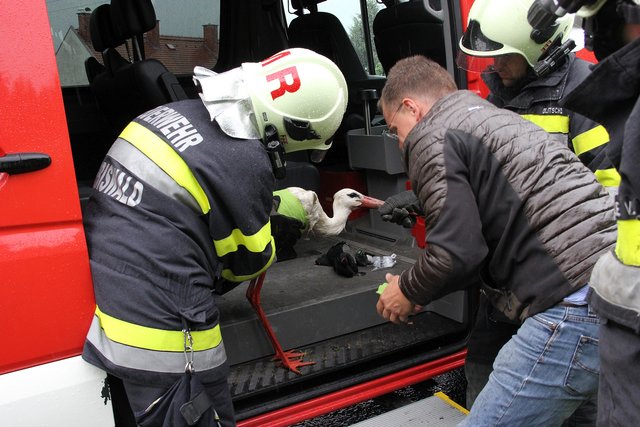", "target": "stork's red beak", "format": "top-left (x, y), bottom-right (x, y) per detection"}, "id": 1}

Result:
top-left (359, 195), bottom-right (385, 209)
